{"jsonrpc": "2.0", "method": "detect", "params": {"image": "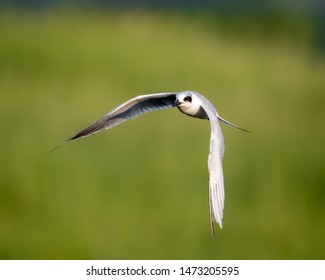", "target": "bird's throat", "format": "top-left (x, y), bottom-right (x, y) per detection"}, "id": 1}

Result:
top-left (178, 105), bottom-right (209, 120)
